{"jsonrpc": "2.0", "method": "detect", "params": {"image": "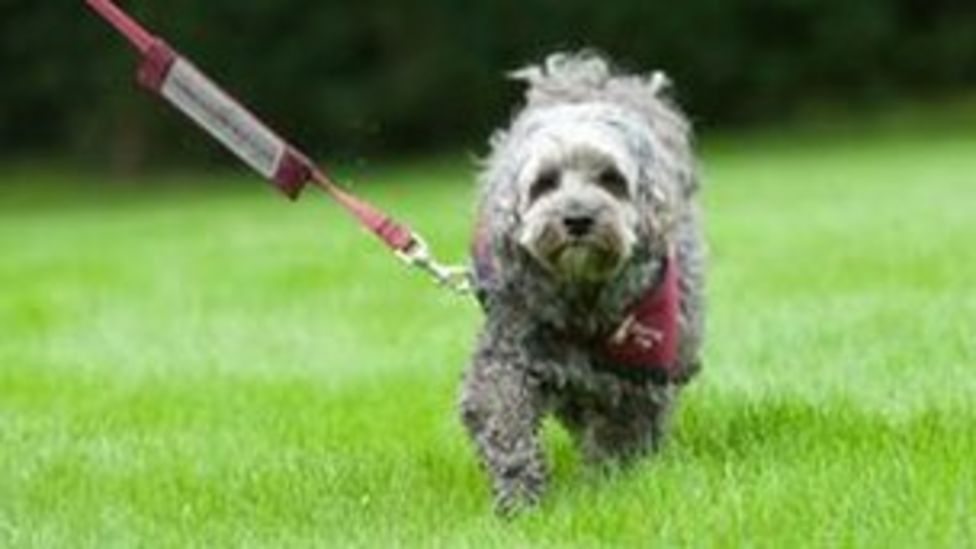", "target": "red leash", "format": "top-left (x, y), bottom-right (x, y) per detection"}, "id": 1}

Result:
top-left (86, 0), bottom-right (469, 292)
